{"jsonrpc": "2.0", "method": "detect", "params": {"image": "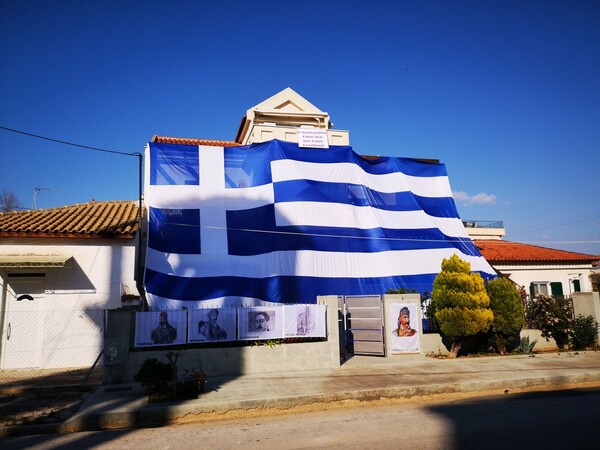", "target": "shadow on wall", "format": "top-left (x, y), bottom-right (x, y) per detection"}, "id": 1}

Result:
top-left (47, 257), bottom-right (95, 292)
